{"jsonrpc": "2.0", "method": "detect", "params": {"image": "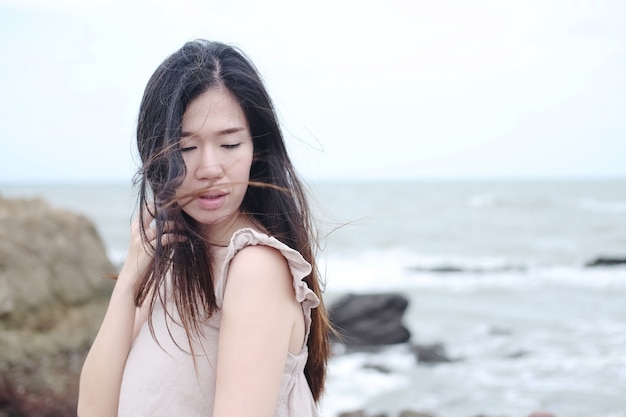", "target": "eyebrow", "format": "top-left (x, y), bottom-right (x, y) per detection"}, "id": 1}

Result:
top-left (181, 127), bottom-right (246, 138)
